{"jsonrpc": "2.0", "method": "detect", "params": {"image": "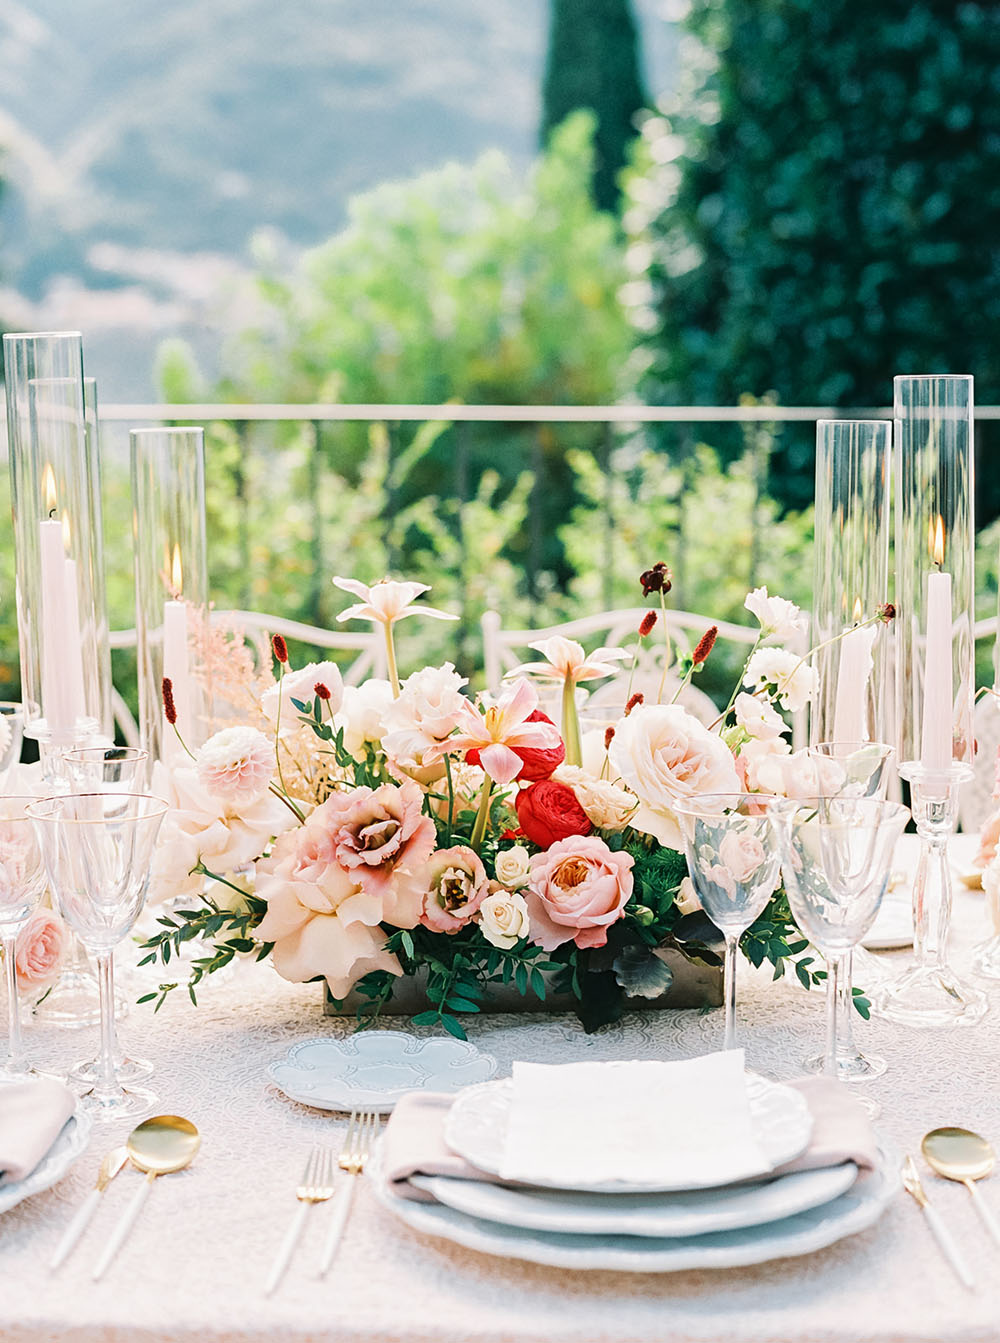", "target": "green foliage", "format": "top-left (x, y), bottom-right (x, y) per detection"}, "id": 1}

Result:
top-left (541, 0), bottom-right (647, 211)
top-left (632, 1), bottom-right (1000, 514)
